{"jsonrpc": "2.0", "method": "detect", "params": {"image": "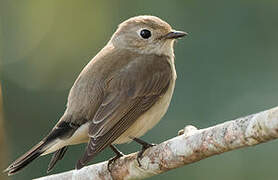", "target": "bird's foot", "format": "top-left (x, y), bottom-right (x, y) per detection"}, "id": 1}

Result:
top-left (133, 137), bottom-right (156, 166)
top-left (108, 145), bottom-right (124, 172)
